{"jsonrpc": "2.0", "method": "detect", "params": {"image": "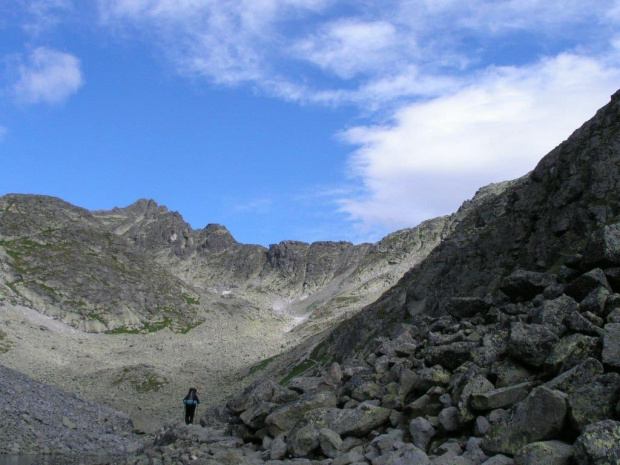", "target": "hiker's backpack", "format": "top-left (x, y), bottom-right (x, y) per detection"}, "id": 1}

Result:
top-left (184, 399), bottom-right (197, 406)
